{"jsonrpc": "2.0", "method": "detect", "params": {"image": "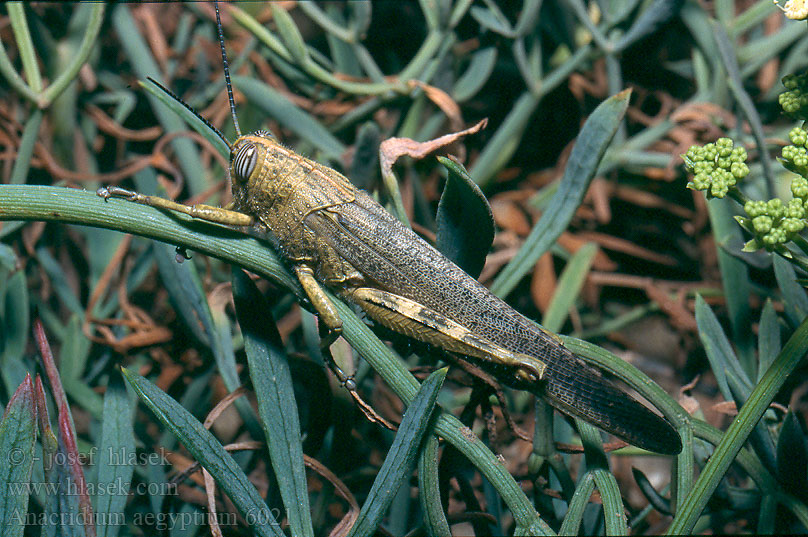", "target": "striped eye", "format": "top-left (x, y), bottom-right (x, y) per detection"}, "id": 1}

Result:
top-left (233, 143), bottom-right (257, 181)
